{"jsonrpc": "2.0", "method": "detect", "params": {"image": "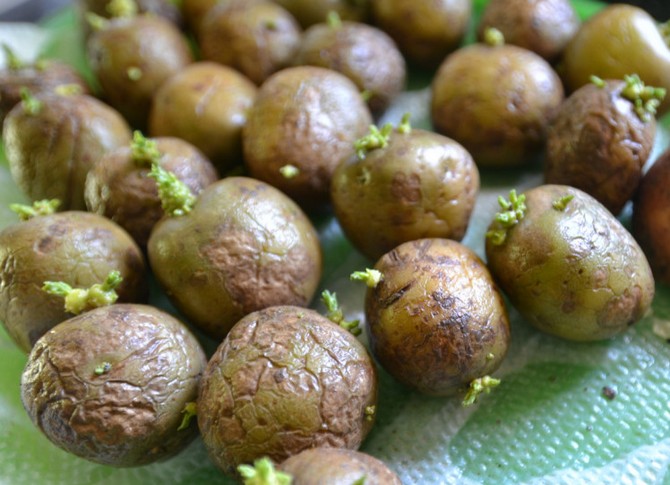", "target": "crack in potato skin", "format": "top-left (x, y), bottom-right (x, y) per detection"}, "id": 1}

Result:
top-left (197, 306), bottom-right (378, 476)
top-left (365, 238), bottom-right (510, 396)
top-left (20, 304), bottom-right (206, 466)
top-left (148, 177), bottom-right (322, 340)
top-left (486, 185), bottom-right (655, 341)
top-left (0, 212), bottom-right (147, 353)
